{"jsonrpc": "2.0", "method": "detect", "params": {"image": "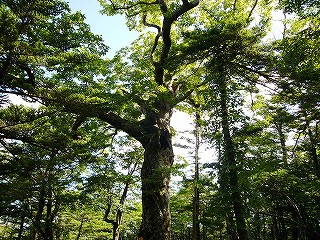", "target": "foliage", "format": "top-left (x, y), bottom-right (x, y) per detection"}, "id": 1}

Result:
top-left (1, 0), bottom-right (320, 239)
